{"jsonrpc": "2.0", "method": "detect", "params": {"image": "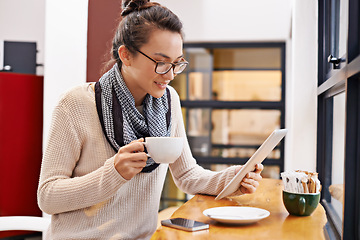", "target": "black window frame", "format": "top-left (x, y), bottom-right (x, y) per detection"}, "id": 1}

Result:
top-left (317, 0), bottom-right (360, 239)
top-left (161, 42), bottom-right (286, 208)
top-left (180, 42), bottom-right (286, 170)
